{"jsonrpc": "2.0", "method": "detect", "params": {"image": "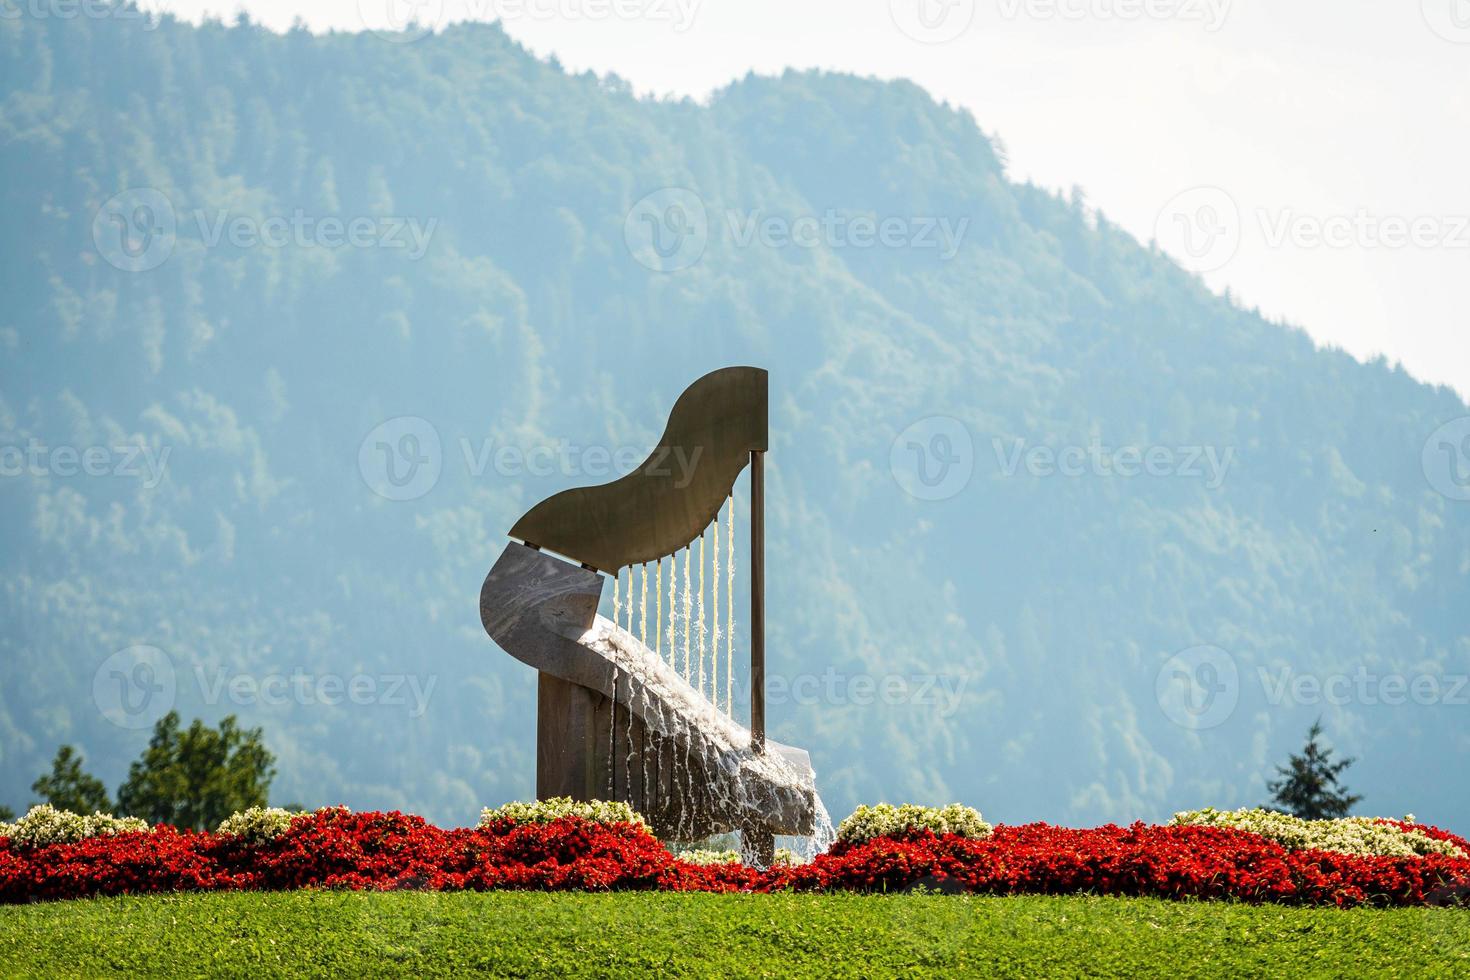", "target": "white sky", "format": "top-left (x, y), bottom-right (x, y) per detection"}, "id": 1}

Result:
top-left (141, 0), bottom-right (1470, 400)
